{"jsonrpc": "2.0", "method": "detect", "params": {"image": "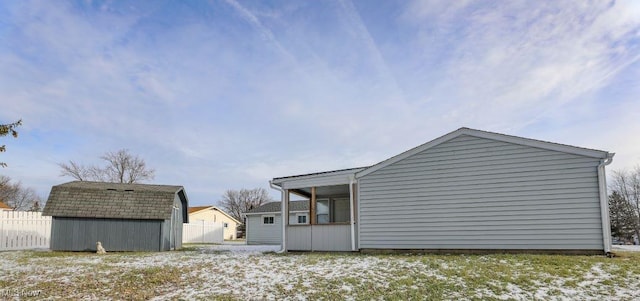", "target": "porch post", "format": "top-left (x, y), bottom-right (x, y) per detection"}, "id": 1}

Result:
top-left (310, 187), bottom-right (316, 225)
top-left (349, 176), bottom-right (356, 251)
top-left (281, 189), bottom-right (289, 251)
